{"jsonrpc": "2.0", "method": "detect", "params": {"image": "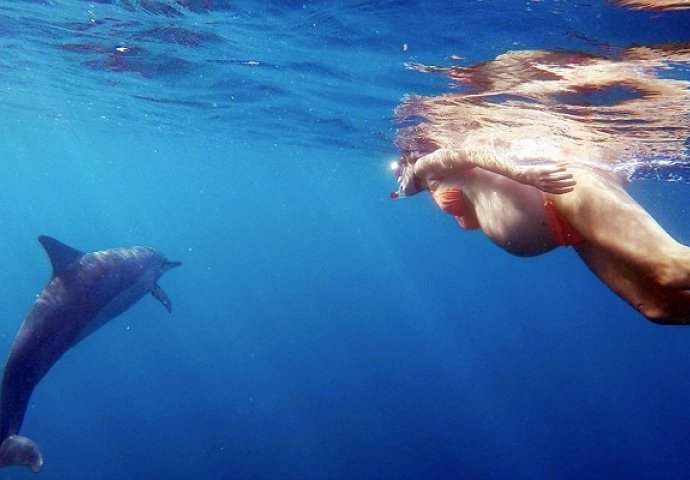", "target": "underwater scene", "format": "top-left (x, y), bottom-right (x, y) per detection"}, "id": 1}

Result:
top-left (1, 1), bottom-right (690, 479)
